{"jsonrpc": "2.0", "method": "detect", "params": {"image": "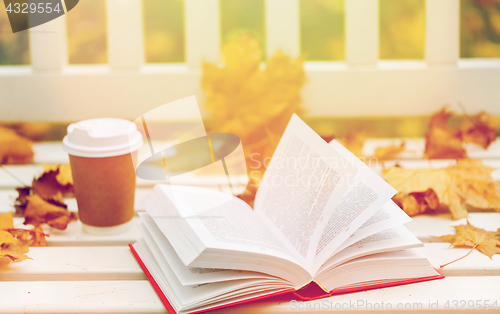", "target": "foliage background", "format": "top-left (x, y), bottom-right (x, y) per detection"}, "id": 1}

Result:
top-left (1, 0), bottom-right (500, 65)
